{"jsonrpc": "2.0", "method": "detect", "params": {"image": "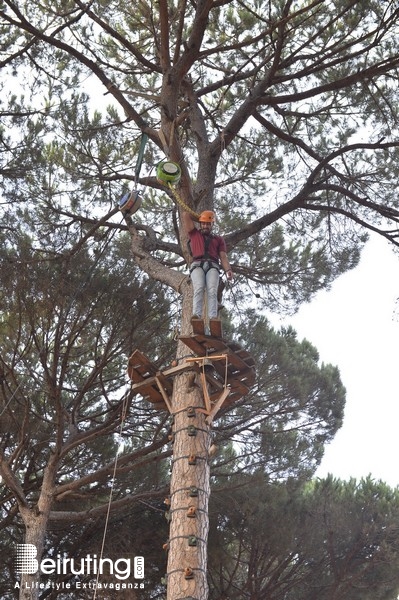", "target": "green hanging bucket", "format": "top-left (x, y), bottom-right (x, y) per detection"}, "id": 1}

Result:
top-left (156, 161), bottom-right (181, 185)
